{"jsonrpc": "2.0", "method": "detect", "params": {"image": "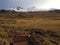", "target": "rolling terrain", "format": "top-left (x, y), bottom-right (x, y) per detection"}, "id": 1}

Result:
top-left (0, 10), bottom-right (60, 45)
top-left (0, 10), bottom-right (60, 30)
